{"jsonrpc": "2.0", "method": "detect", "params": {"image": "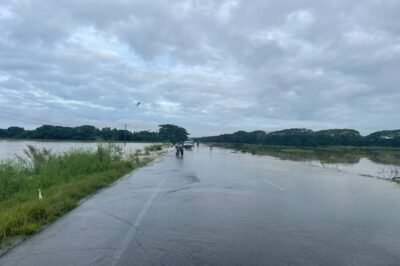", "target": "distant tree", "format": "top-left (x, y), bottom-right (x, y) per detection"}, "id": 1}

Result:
top-left (364, 130), bottom-right (400, 147)
top-left (312, 129), bottom-right (362, 146)
top-left (74, 125), bottom-right (98, 140)
top-left (1, 124), bottom-right (399, 147)
top-left (29, 125), bottom-right (75, 140)
top-left (0, 129), bottom-right (6, 138)
top-left (100, 127), bottom-right (113, 140)
top-left (6, 127), bottom-right (25, 138)
top-left (159, 124), bottom-right (189, 144)
top-left (198, 128), bottom-right (395, 147)
top-left (132, 131), bottom-right (162, 142)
